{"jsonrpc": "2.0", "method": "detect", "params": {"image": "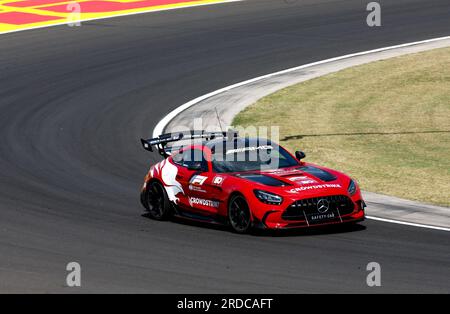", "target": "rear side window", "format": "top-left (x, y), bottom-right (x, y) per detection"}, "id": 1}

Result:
top-left (172, 148), bottom-right (208, 171)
